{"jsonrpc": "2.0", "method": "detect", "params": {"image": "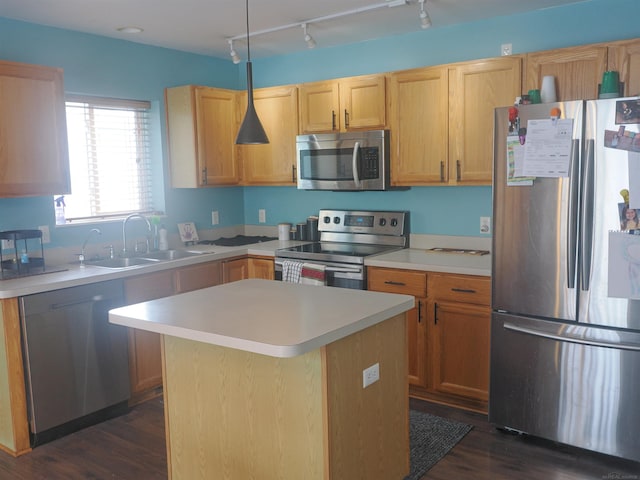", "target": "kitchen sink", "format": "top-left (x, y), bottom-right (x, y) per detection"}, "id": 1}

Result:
top-left (139, 249), bottom-right (202, 261)
top-left (86, 257), bottom-right (159, 269)
top-left (86, 249), bottom-right (203, 269)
